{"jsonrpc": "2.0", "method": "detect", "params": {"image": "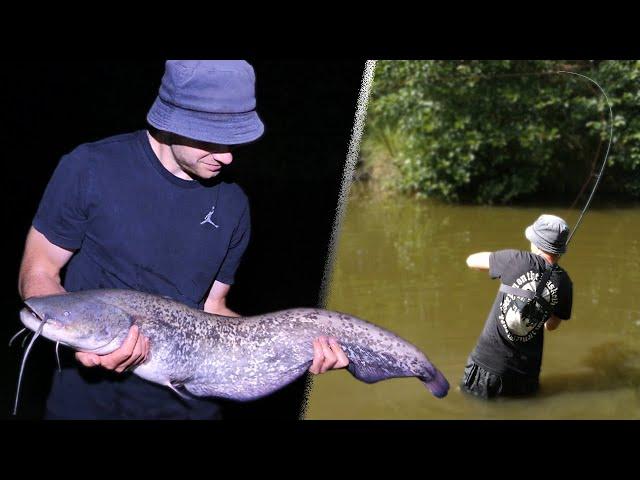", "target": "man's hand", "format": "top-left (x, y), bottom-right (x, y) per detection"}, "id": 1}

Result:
top-left (309, 336), bottom-right (349, 375)
top-left (545, 315), bottom-right (562, 331)
top-left (75, 325), bottom-right (150, 373)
